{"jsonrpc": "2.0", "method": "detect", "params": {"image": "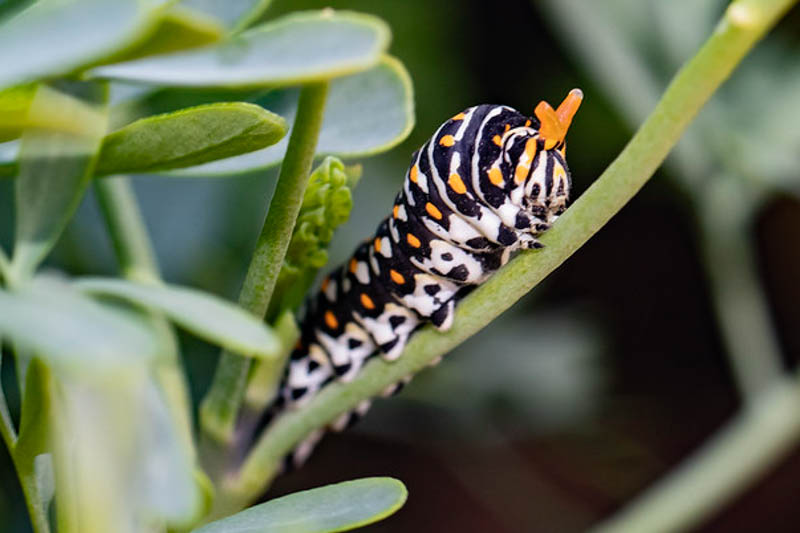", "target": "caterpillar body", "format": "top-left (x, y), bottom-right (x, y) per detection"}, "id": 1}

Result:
top-left (269, 90), bottom-right (583, 467)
